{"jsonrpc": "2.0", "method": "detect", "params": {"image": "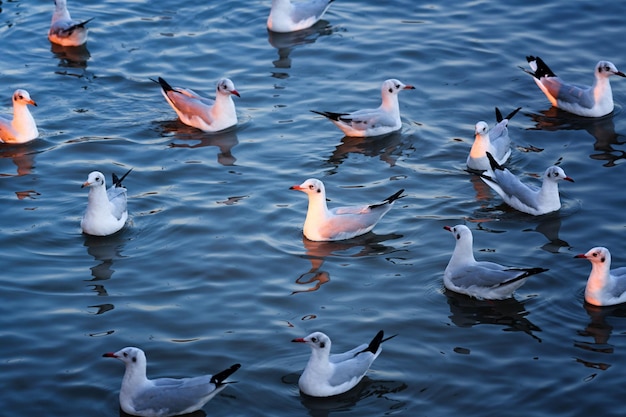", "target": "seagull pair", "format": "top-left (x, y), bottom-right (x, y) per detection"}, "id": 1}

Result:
top-left (81, 169), bottom-right (132, 236)
top-left (293, 330), bottom-right (395, 397)
top-left (103, 347), bottom-right (240, 417)
top-left (522, 56), bottom-right (625, 118)
top-left (48, 0), bottom-right (94, 47)
top-left (0, 89), bottom-right (39, 144)
top-left (290, 178), bottom-right (404, 241)
top-left (466, 107), bottom-right (520, 172)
